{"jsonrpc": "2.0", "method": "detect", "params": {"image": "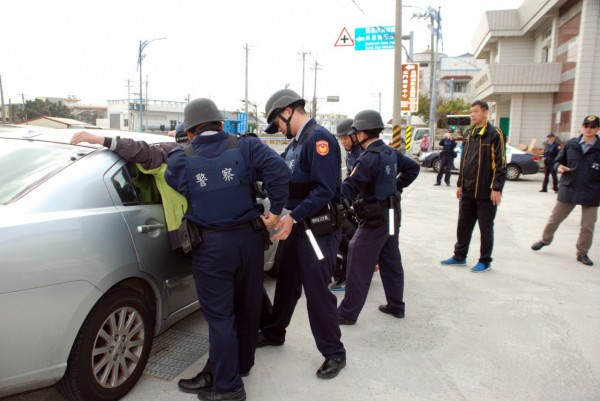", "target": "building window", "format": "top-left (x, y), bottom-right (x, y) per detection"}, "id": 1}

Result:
top-left (542, 46), bottom-right (550, 63)
top-left (170, 120), bottom-right (177, 130)
top-left (124, 119), bottom-right (129, 127)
